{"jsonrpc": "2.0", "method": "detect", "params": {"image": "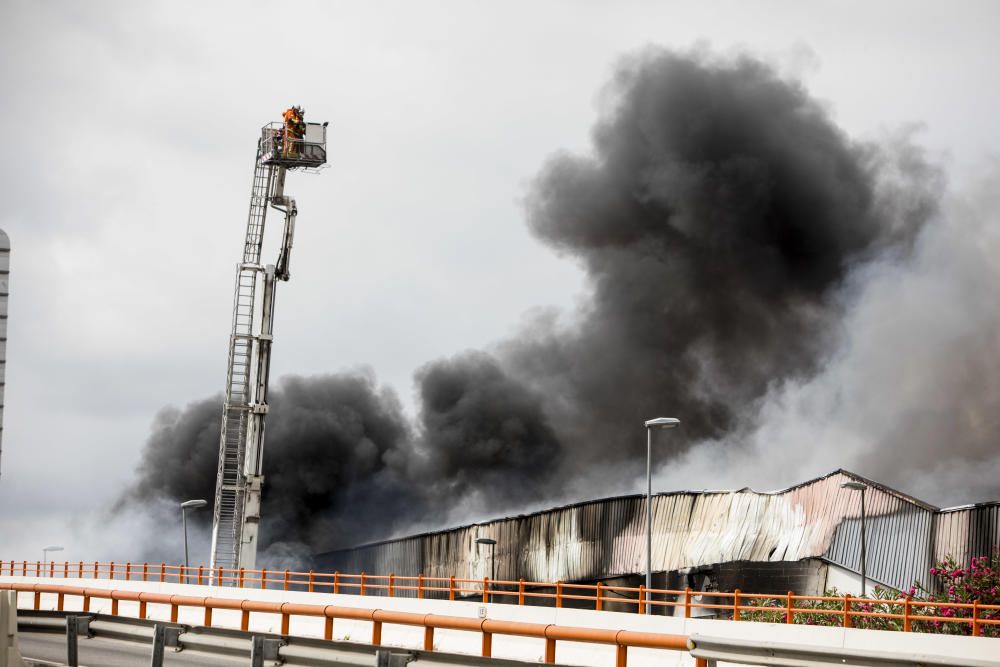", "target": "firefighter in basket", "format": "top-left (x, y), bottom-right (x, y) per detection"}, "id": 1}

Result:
top-left (282, 105), bottom-right (306, 158)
